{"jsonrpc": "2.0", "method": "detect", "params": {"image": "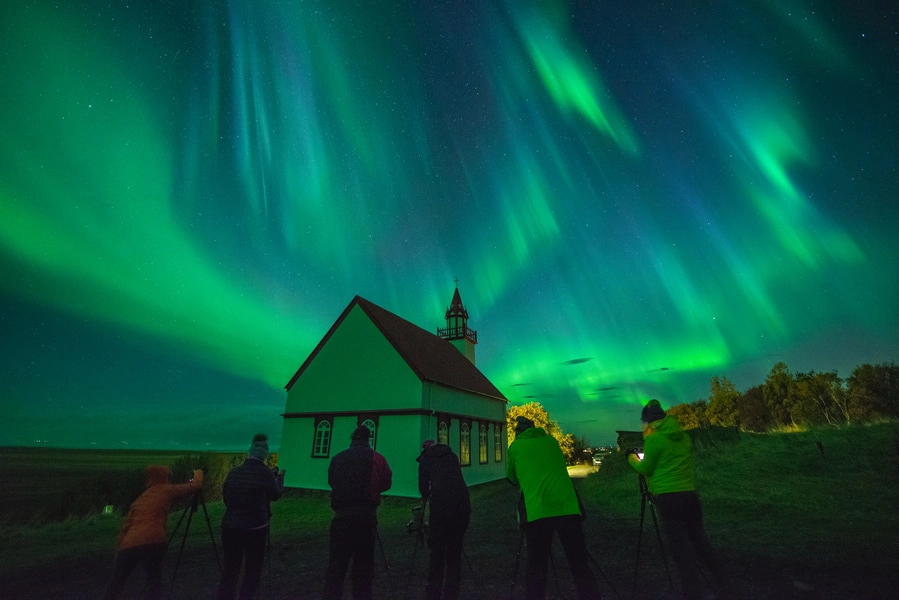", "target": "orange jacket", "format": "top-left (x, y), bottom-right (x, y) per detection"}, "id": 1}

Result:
top-left (117, 468), bottom-right (203, 550)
